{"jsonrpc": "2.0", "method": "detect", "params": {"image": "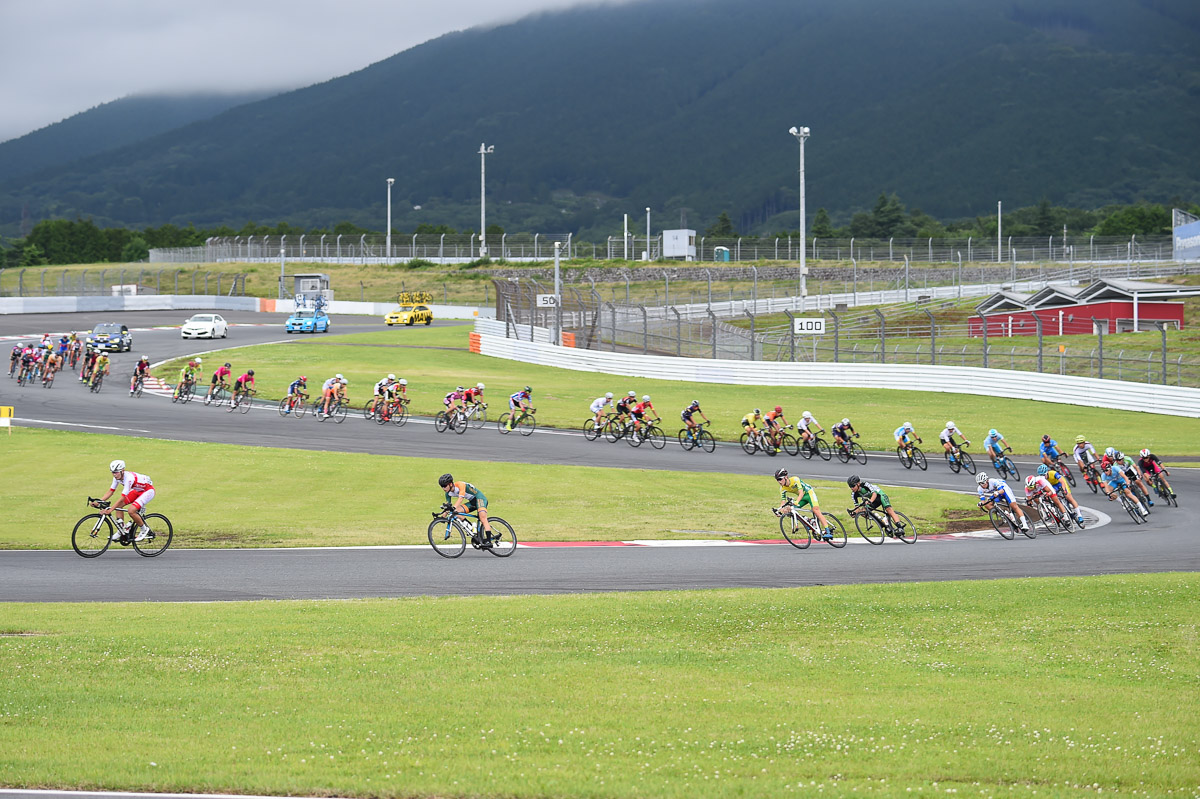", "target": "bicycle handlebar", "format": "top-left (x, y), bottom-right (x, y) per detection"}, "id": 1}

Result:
top-left (87, 496), bottom-right (111, 509)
